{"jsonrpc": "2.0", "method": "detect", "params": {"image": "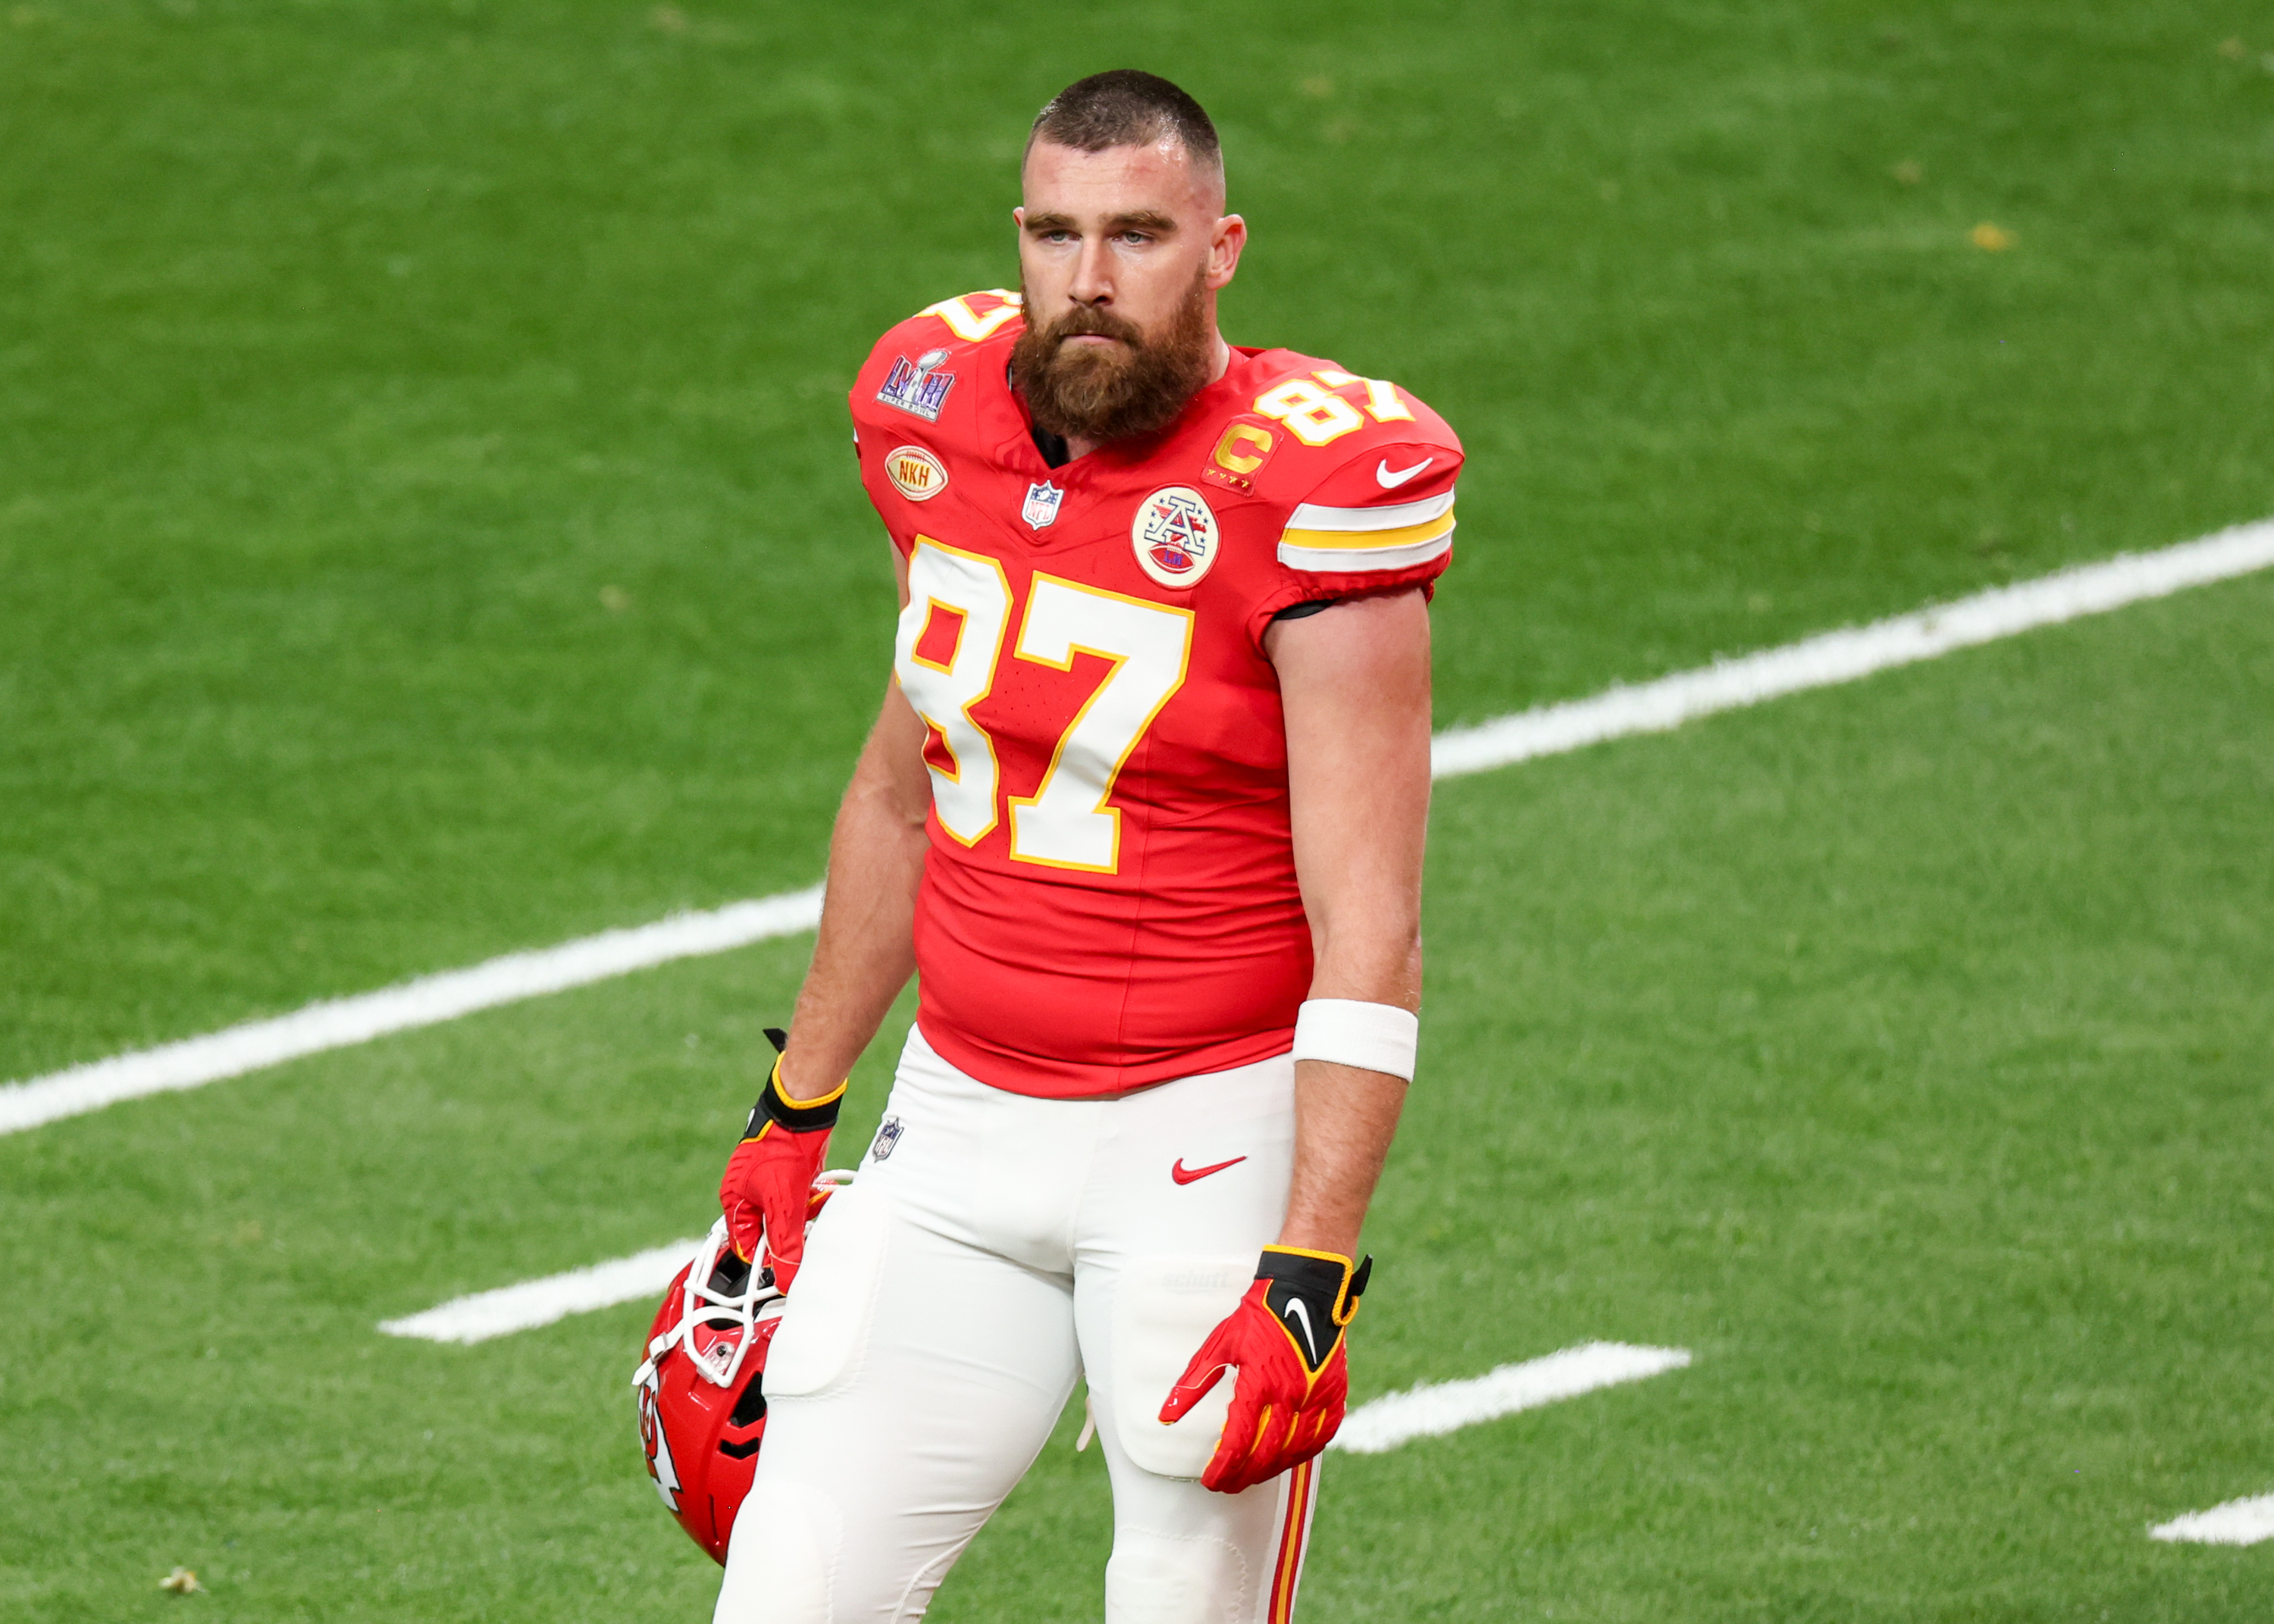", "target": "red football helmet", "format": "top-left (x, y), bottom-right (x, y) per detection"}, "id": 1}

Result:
top-left (634, 1177), bottom-right (845, 1564)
